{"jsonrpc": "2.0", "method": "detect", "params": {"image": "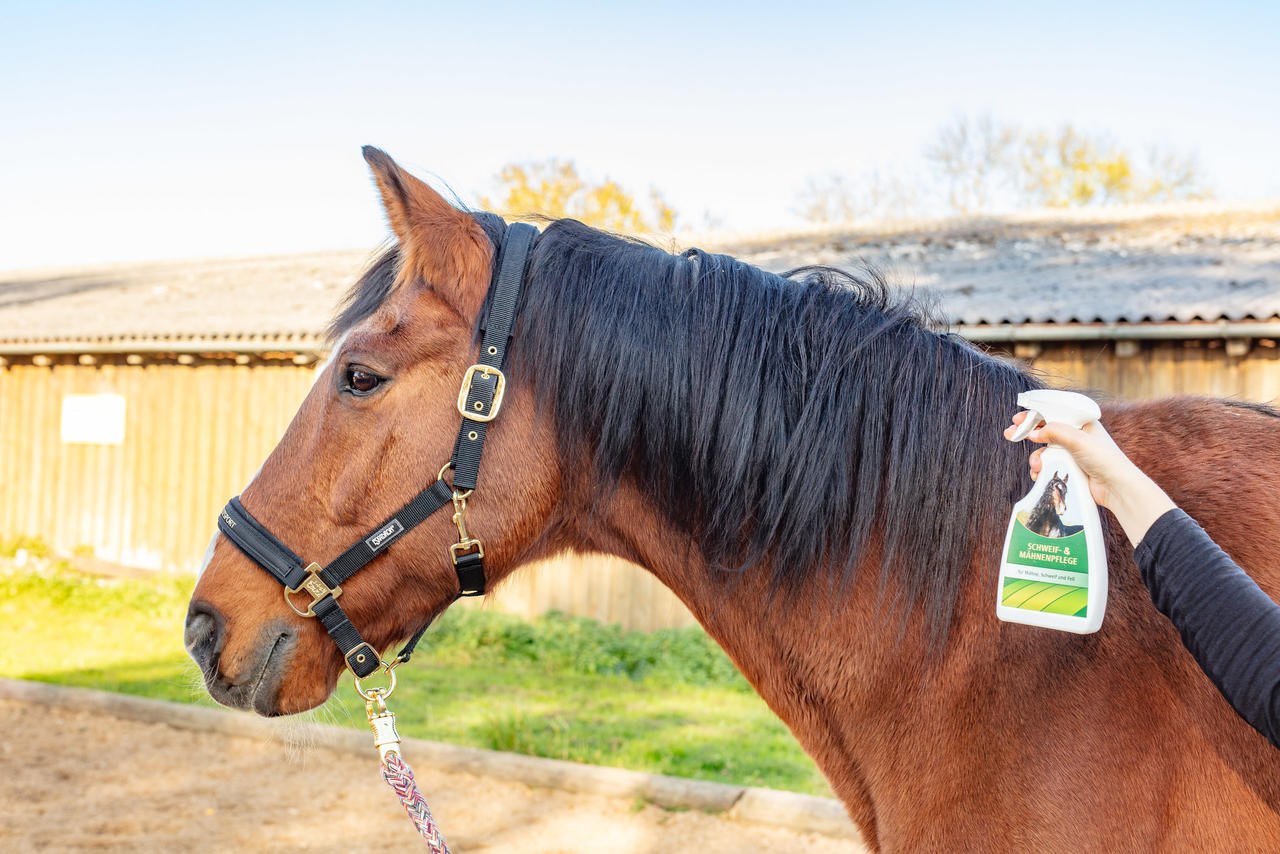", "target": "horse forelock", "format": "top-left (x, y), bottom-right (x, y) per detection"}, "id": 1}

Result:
top-left (328, 245), bottom-right (402, 342)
